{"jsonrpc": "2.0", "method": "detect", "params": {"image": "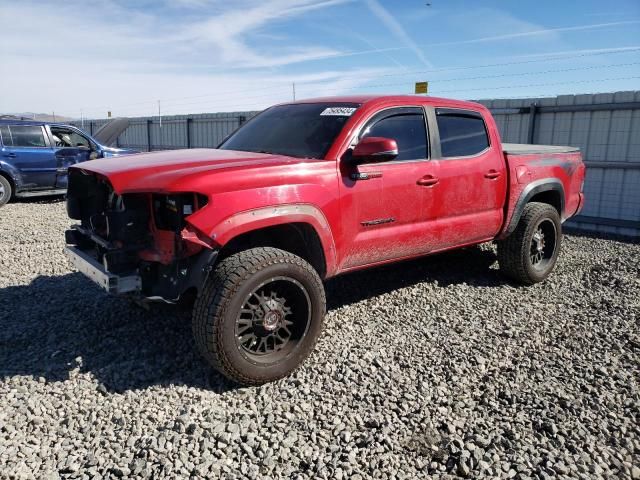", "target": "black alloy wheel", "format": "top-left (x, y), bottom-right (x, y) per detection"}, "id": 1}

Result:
top-left (235, 276), bottom-right (311, 363)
